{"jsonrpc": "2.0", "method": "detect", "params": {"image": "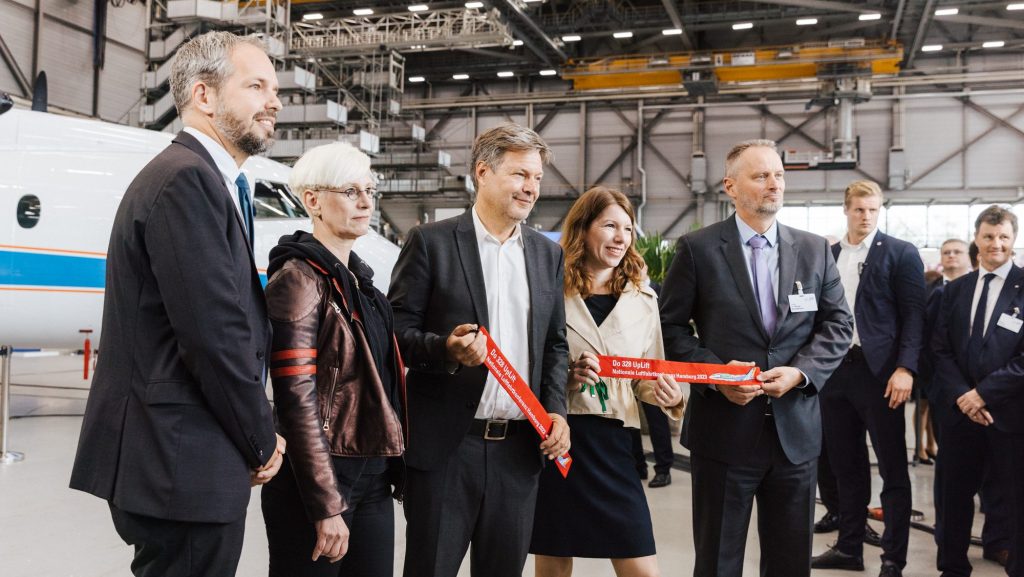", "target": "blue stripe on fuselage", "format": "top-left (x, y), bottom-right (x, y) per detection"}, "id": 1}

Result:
top-left (0, 250), bottom-right (269, 288)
